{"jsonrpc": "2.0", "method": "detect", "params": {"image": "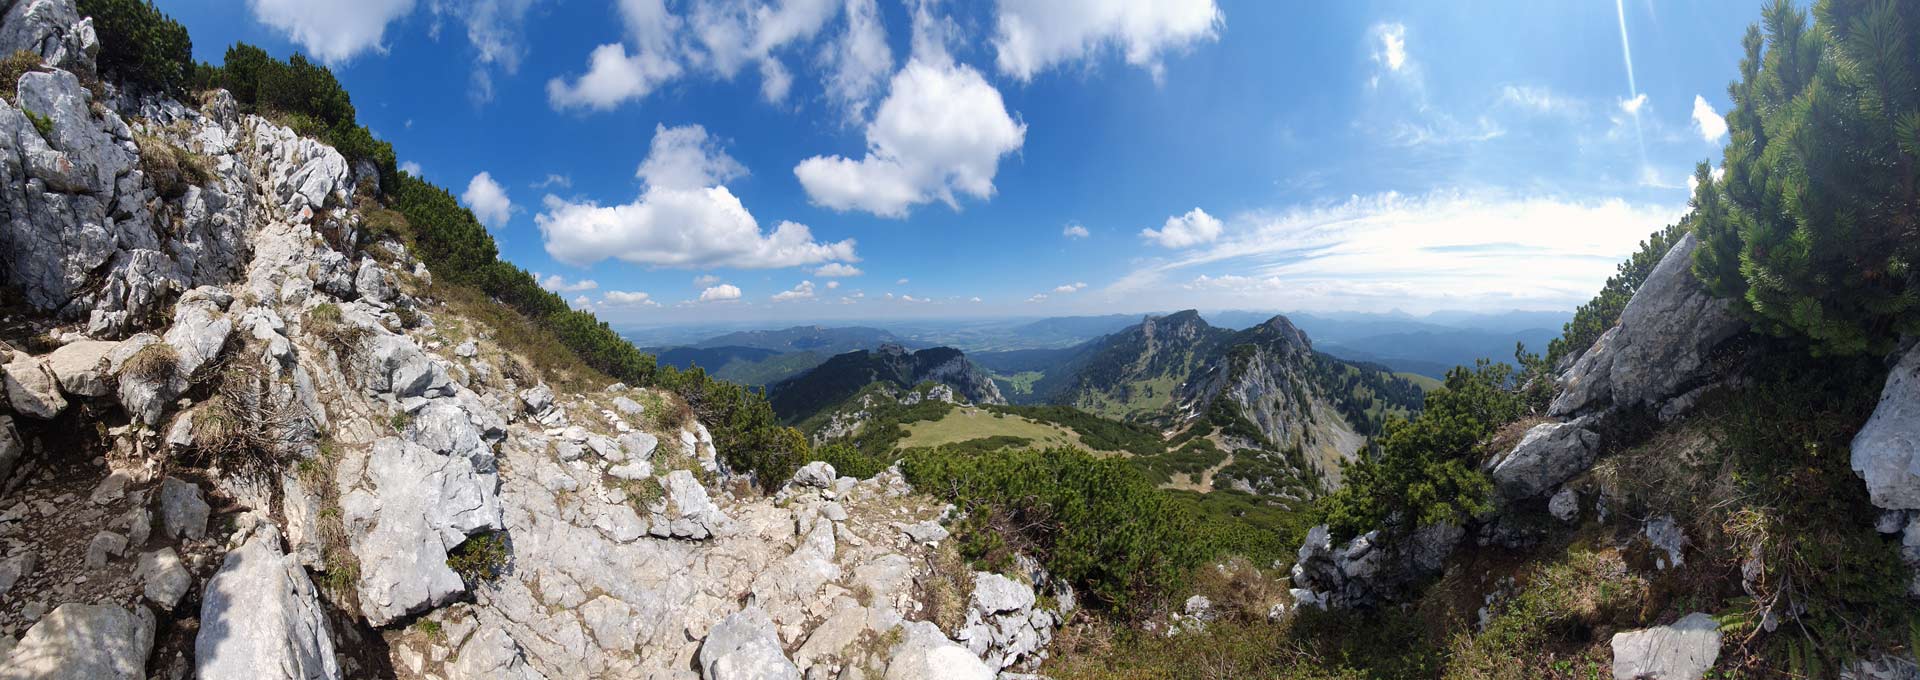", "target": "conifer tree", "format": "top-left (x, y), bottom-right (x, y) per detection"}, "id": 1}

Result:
top-left (1691, 0), bottom-right (1920, 356)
